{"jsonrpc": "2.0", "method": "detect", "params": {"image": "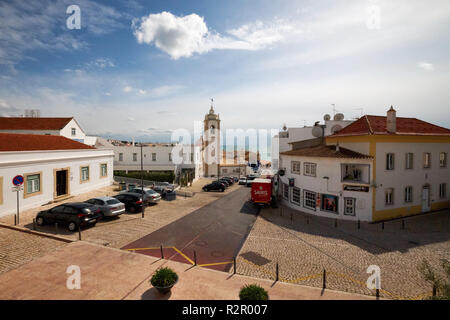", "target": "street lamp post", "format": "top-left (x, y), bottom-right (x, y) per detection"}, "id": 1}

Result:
top-left (140, 142), bottom-right (145, 218)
